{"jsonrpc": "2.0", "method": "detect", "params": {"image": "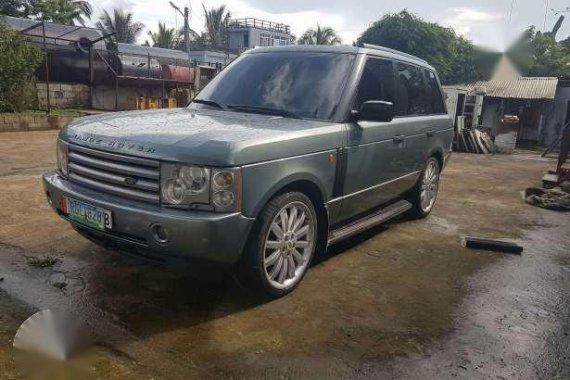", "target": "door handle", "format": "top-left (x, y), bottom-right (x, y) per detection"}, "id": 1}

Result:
top-left (426, 129), bottom-right (435, 138)
top-left (392, 135), bottom-right (406, 144)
